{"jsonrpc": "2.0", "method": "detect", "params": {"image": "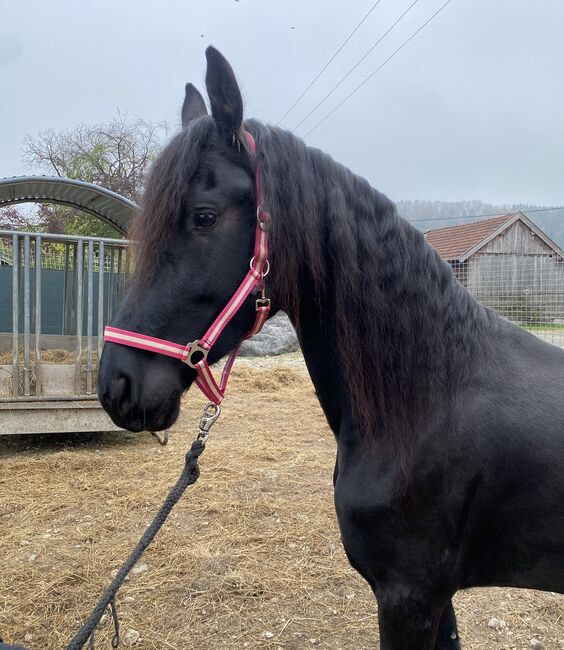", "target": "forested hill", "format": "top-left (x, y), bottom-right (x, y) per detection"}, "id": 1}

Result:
top-left (397, 199), bottom-right (564, 250)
